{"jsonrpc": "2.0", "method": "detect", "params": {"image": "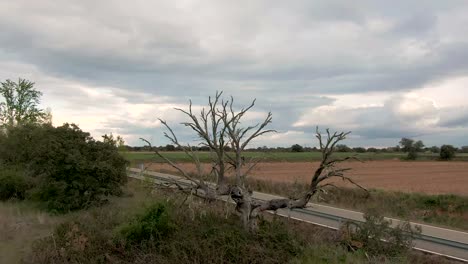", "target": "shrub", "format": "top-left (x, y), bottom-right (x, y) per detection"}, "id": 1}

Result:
top-left (291, 144), bottom-right (304, 152)
top-left (405, 150), bottom-right (418, 160)
top-left (30, 197), bottom-right (305, 264)
top-left (0, 167), bottom-right (31, 200)
top-left (116, 202), bottom-right (174, 246)
top-left (0, 123), bottom-right (128, 212)
top-left (440, 145), bottom-right (456, 160)
top-left (0, 123), bottom-right (41, 165)
top-left (339, 208), bottom-right (421, 258)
